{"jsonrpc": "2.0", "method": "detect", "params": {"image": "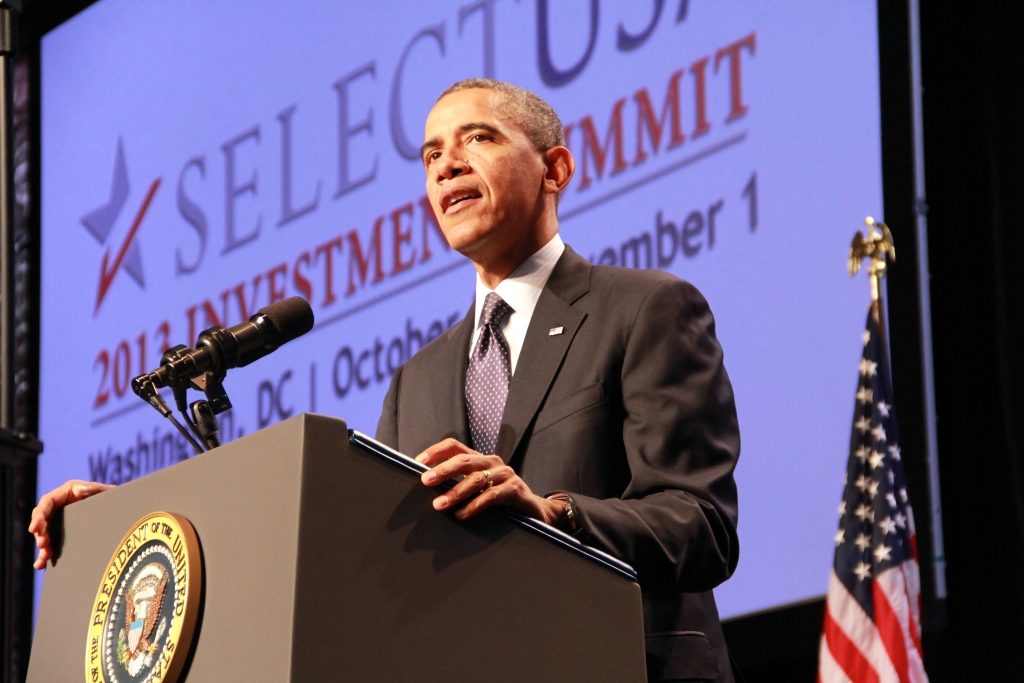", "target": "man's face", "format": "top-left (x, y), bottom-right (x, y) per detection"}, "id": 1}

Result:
top-left (421, 88), bottom-right (548, 260)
